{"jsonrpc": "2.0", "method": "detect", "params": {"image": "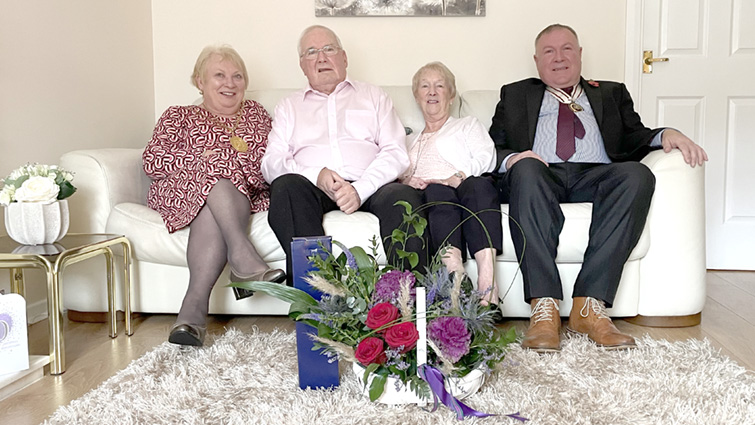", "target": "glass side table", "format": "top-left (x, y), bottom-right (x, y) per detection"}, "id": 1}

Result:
top-left (0, 233), bottom-right (133, 375)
